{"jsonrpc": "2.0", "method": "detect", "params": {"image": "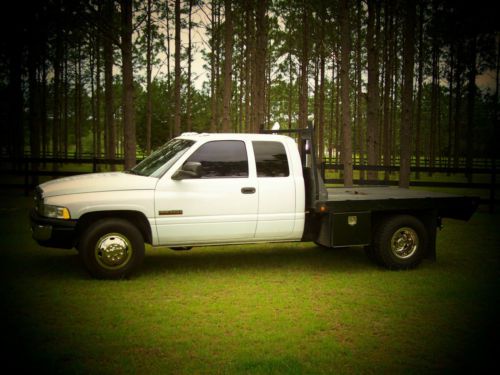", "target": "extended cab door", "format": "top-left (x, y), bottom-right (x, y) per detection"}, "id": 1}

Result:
top-left (252, 140), bottom-right (304, 240)
top-left (154, 140), bottom-right (258, 246)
